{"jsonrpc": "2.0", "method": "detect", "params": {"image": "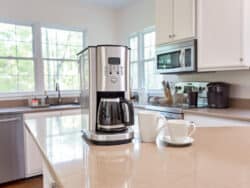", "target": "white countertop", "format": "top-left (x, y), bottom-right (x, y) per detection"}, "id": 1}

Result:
top-left (24, 112), bottom-right (250, 188)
